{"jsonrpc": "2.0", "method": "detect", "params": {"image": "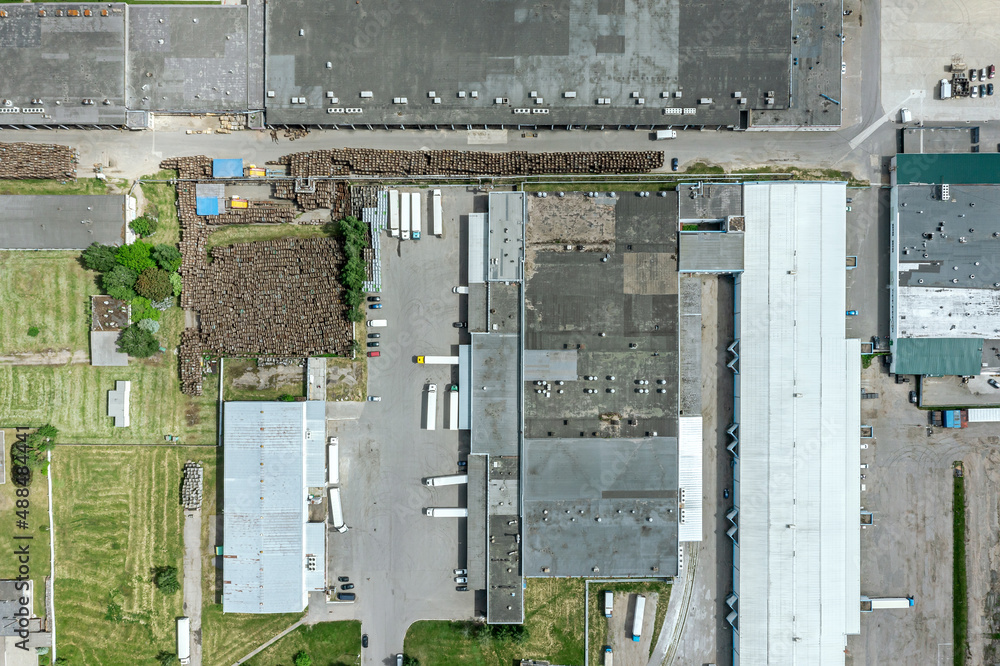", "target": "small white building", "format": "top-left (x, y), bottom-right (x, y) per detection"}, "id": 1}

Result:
top-left (107, 381), bottom-right (131, 428)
